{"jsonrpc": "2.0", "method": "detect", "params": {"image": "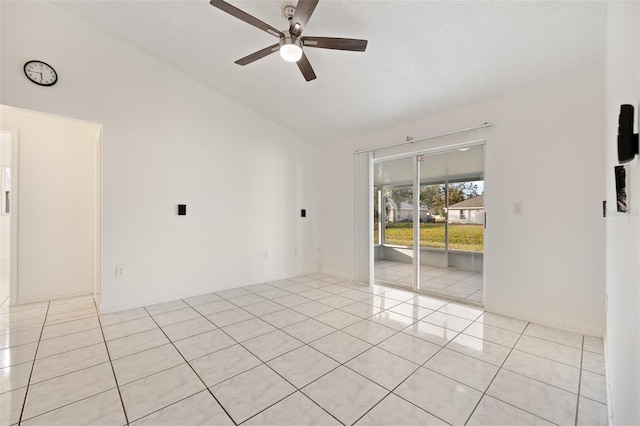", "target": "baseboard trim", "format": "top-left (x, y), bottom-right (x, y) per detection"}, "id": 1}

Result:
top-left (319, 269), bottom-right (355, 282)
top-left (603, 332), bottom-right (614, 425)
top-left (483, 303), bottom-right (604, 337)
